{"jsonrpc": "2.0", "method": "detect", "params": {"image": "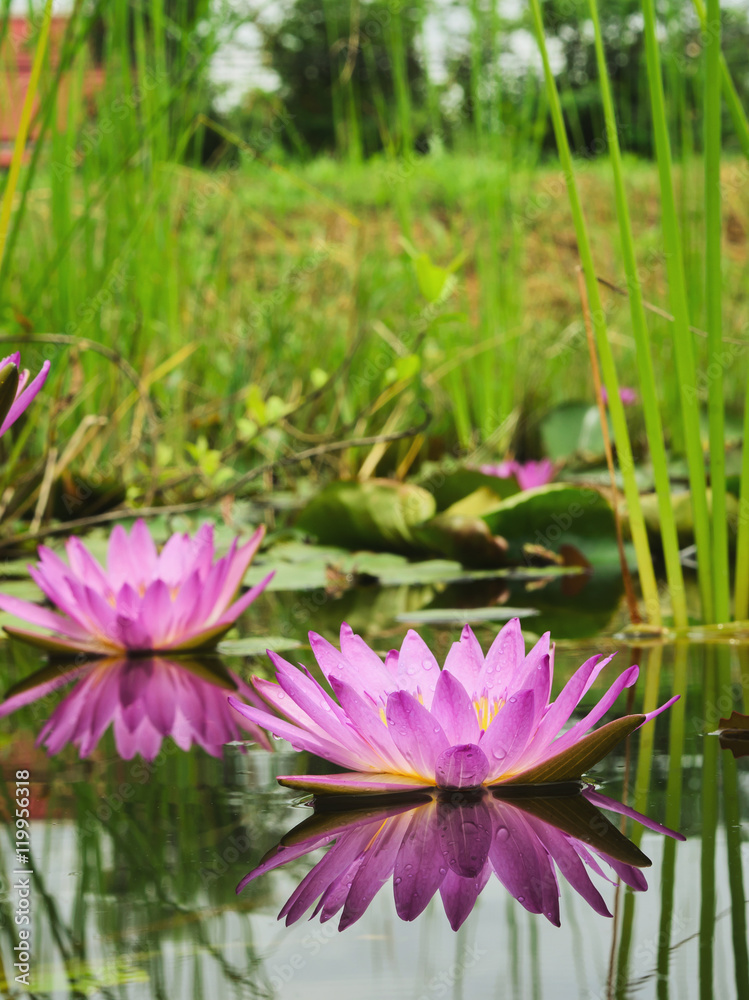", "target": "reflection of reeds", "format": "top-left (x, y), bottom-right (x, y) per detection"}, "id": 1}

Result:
top-left (0, 748), bottom-right (292, 997)
top-left (656, 642), bottom-right (688, 997)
